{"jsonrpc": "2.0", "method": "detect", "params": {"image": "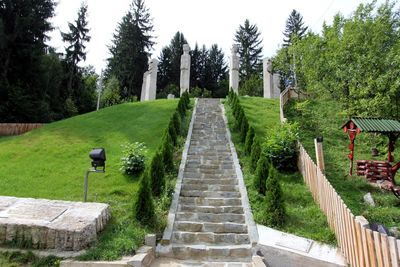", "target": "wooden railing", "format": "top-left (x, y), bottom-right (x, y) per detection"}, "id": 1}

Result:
top-left (0, 123), bottom-right (43, 136)
top-left (281, 88), bottom-right (400, 266)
